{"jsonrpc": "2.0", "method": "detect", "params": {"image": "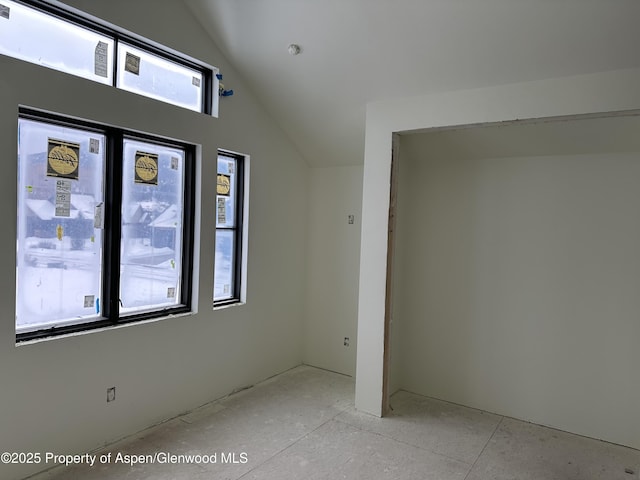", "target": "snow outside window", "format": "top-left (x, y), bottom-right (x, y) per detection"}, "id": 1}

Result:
top-left (120, 138), bottom-right (186, 315)
top-left (16, 118), bottom-right (105, 334)
top-left (16, 111), bottom-right (195, 341)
